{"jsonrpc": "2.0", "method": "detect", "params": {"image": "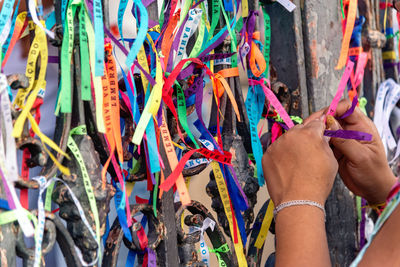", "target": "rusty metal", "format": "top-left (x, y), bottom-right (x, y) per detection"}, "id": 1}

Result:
top-left (16, 210), bottom-right (56, 267)
top-left (175, 201), bottom-right (234, 266)
top-left (52, 18), bottom-right (115, 264)
top-left (103, 204), bottom-right (165, 267)
top-left (206, 5), bottom-right (260, 242)
top-left (6, 74), bottom-right (29, 90)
